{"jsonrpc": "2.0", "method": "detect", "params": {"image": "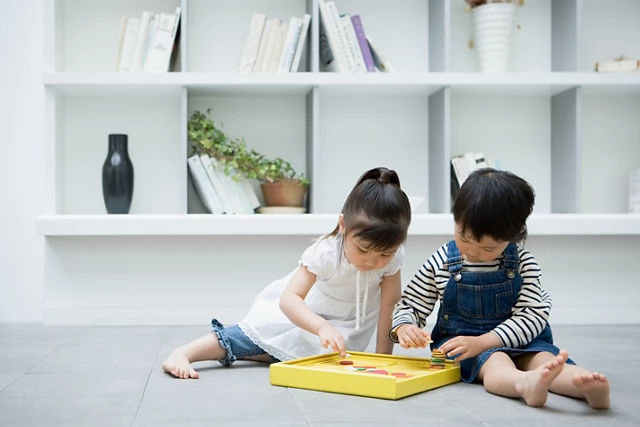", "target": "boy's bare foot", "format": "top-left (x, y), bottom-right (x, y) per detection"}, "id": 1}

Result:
top-left (516, 349), bottom-right (568, 407)
top-left (573, 371), bottom-right (610, 409)
top-left (162, 347), bottom-right (199, 379)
